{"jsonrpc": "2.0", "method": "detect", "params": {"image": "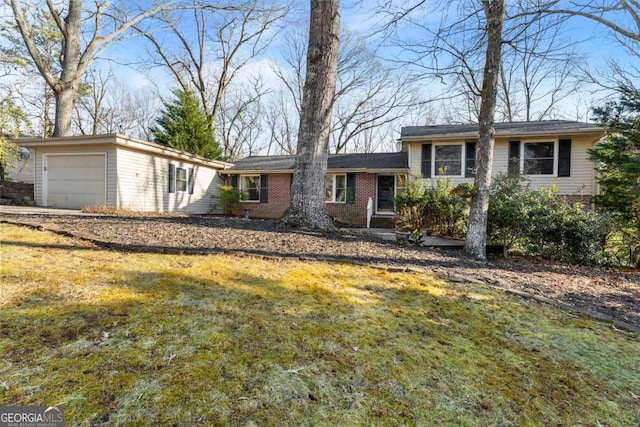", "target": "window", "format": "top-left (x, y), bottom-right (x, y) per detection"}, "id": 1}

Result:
top-left (523, 142), bottom-right (554, 175)
top-left (168, 164), bottom-right (194, 194)
top-left (325, 174), bottom-right (347, 203)
top-left (240, 175), bottom-right (260, 201)
top-left (18, 148), bottom-right (31, 160)
top-left (434, 145), bottom-right (463, 176)
top-left (176, 167), bottom-right (187, 192)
